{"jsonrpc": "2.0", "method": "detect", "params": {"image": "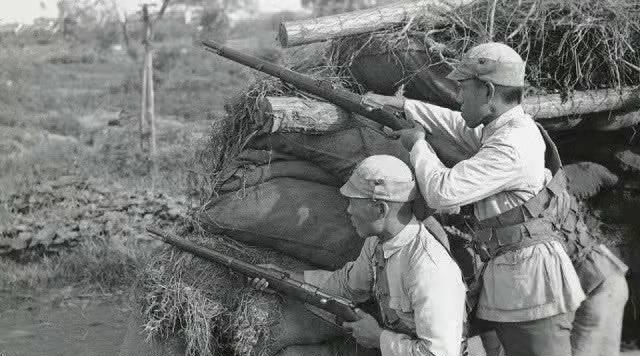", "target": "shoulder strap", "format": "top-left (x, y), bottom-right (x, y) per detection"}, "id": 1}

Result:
top-left (476, 124), bottom-right (565, 227)
top-left (536, 123), bottom-right (563, 173)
